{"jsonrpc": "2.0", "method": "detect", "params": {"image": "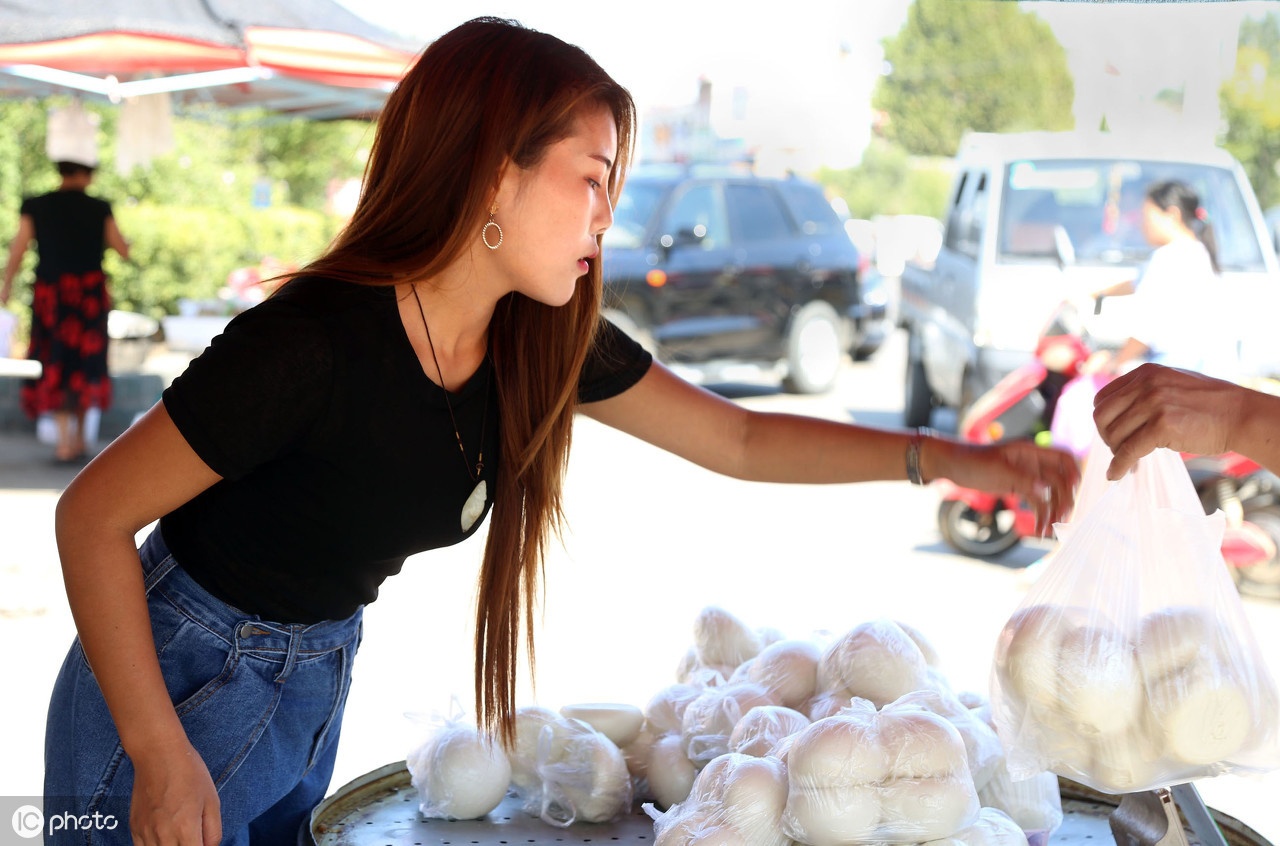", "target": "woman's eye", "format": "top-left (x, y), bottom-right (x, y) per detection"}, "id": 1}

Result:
top-left (587, 178), bottom-right (601, 190)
